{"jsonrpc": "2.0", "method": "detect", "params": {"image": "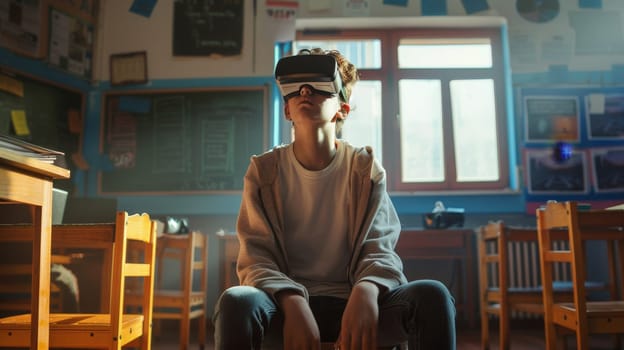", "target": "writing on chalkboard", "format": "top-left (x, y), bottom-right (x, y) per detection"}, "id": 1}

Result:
top-left (173, 0), bottom-right (243, 56)
top-left (99, 87), bottom-right (267, 193)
